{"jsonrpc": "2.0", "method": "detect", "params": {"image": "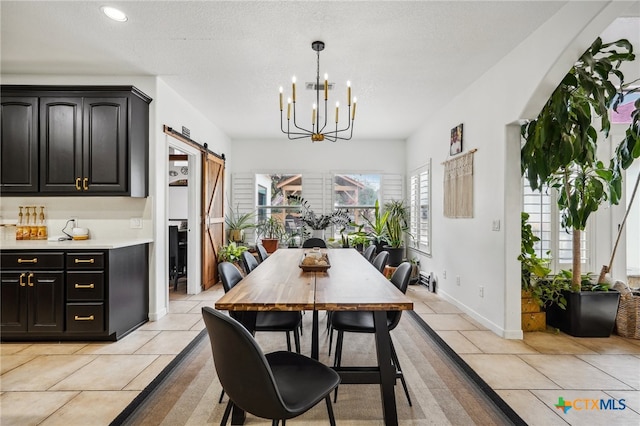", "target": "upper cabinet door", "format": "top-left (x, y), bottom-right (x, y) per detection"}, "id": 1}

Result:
top-left (0, 96), bottom-right (39, 193)
top-left (83, 97), bottom-right (127, 194)
top-left (39, 97), bottom-right (83, 193)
